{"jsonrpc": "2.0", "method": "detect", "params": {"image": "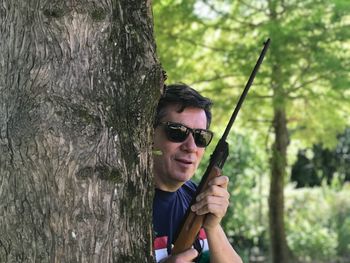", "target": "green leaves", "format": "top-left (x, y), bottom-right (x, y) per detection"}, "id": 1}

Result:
top-left (153, 1), bottom-right (350, 259)
top-left (154, 0), bottom-right (349, 149)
